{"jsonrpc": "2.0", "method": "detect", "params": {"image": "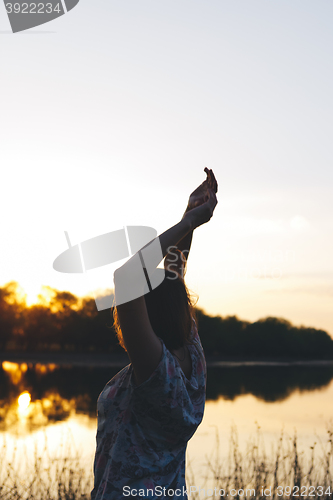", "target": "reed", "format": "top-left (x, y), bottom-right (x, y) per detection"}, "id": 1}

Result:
top-left (187, 424), bottom-right (333, 500)
top-left (0, 432), bottom-right (92, 500)
top-left (0, 425), bottom-right (332, 499)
